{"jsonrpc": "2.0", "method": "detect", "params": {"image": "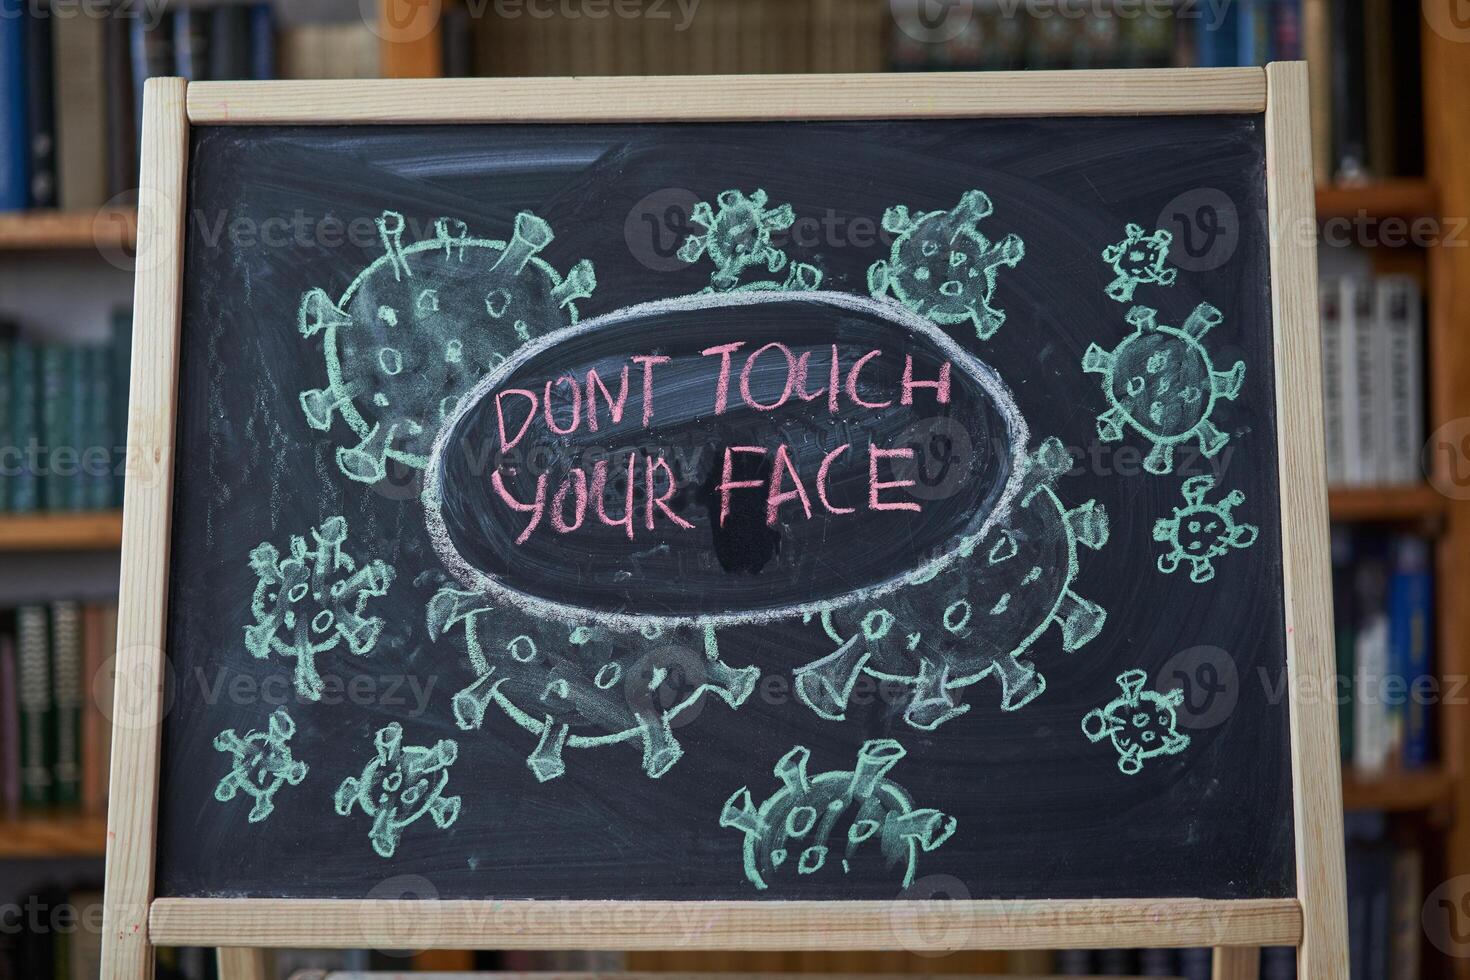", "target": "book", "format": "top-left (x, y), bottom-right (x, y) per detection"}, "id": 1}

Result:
top-left (1330, 0), bottom-right (1367, 179)
top-left (250, 2), bottom-right (277, 80)
top-left (52, 7), bottom-right (109, 210)
top-left (50, 601), bottom-right (82, 806)
top-left (1319, 276), bottom-right (1345, 485)
top-left (1352, 540), bottom-right (1390, 773)
top-left (1331, 526), bottom-right (1355, 762)
top-left (1389, 845), bottom-right (1422, 979)
top-left (23, 2), bottom-right (55, 208)
top-left (1342, 276), bottom-right (1379, 484)
top-left (1379, 275), bottom-right (1424, 484)
top-left (173, 6), bottom-right (211, 80)
top-left (84, 346), bottom-right (113, 510)
top-left (1236, 0), bottom-right (1272, 64)
top-left (129, 10), bottom-right (175, 146)
top-left (103, 0), bottom-right (137, 199)
top-left (1303, 0), bottom-right (1332, 182)
top-left (39, 344), bottom-right (72, 511)
top-left (1389, 537), bottom-right (1433, 768)
top-left (11, 340), bottom-right (40, 512)
top-left (0, 632), bottom-right (18, 811)
top-left (81, 604), bottom-right (107, 812)
top-left (16, 604), bottom-right (51, 806)
top-left (111, 308), bottom-right (133, 508)
top-left (0, 0), bottom-right (29, 211)
top-left (1195, 0), bottom-right (1239, 66)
